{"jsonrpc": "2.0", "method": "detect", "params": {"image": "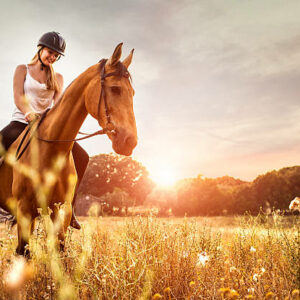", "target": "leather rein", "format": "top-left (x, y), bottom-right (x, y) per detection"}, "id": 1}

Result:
top-left (16, 59), bottom-right (126, 161)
